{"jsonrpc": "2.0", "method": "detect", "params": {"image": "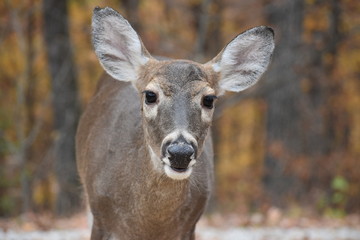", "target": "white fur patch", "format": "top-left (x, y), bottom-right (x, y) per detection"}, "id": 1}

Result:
top-left (162, 130), bottom-right (198, 152)
top-left (87, 209), bottom-right (93, 228)
top-left (143, 82), bottom-right (164, 120)
top-left (162, 157), bottom-right (171, 166)
top-left (148, 146), bottom-right (163, 172)
top-left (212, 62), bottom-right (221, 73)
top-left (164, 164), bottom-right (193, 180)
top-left (181, 131), bottom-right (198, 151)
top-left (189, 159), bottom-right (196, 167)
top-left (201, 108), bottom-right (214, 124)
top-left (143, 101), bottom-right (158, 120)
top-left (161, 130), bottom-right (182, 148)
